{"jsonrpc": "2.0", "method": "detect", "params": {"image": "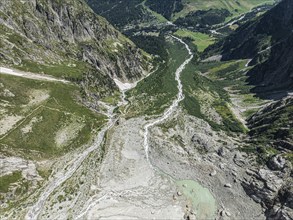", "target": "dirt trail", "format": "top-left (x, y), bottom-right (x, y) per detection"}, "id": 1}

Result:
top-left (0, 67), bottom-right (70, 84)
